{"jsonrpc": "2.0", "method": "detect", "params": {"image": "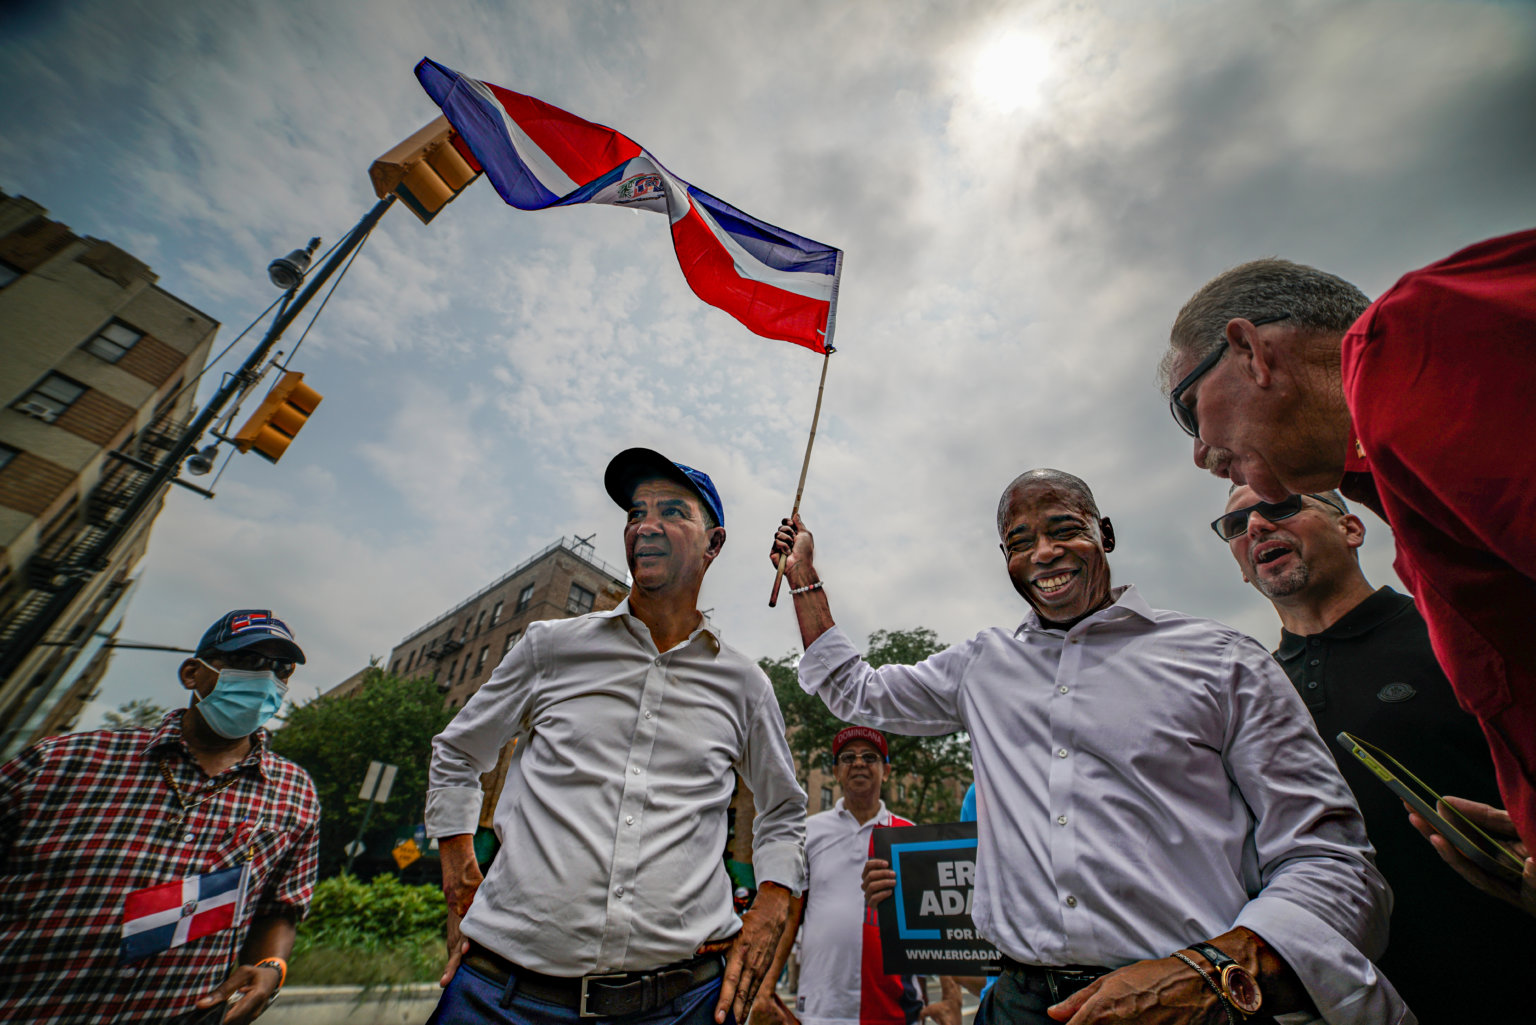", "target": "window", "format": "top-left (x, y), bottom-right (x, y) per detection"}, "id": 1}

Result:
top-left (460, 621), bottom-right (469, 641)
top-left (490, 601), bottom-right (503, 627)
top-left (820, 786), bottom-right (833, 811)
top-left (405, 651), bottom-right (416, 672)
top-left (567, 583), bottom-right (596, 615)
top-left (0, 444), bottom-right (17, 472)
top-left (475, 610), bottom-right (486, 636)
top-left (14, 373), bottom-right (86, 423)
top-left (391, 661), bottom-right (400, 675)
top-left (82, 321), bottom-right (143, 363)
top-left (503, 631), bottom-right (521, 655)
top-left (0, 262), bottom-right (18, 289)
top-left (515, 584), bottom-right (535, 613)
top-left (477, 645), bottom-right (489, 674)
top-left (446, 658), bottom-right (458, 684)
